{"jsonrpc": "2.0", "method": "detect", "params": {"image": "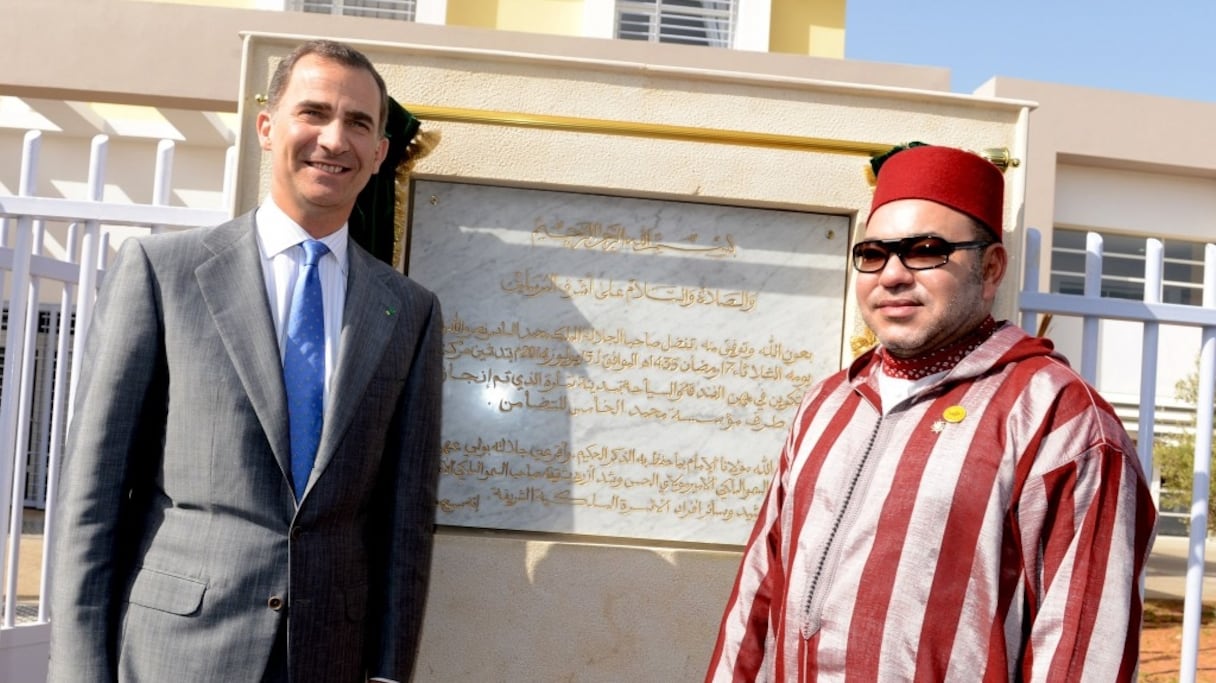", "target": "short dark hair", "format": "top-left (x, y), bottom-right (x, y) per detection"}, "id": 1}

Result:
top-left (971, 218), bottom-right (1000, 244)
top-left (265, 39), bottom-right (389, 137)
